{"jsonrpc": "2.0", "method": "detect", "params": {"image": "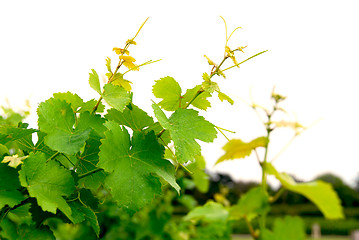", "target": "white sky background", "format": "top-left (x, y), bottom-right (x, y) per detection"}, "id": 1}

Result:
top-left (1, 1), bottom-right (359, 186)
